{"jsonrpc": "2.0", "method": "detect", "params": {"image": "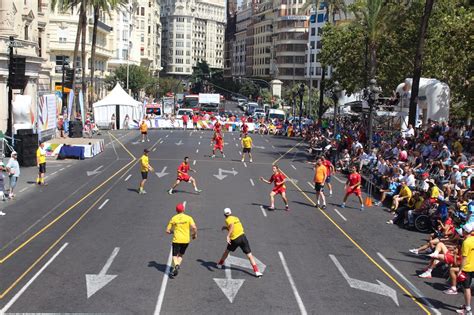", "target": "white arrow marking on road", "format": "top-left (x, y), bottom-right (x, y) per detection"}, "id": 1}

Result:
top-left (235, 143), bottom-right (238, 147)
top-left (193, 160), bottom-right (196, 165)
top-left (131, 141), bottom-right (141, 145)
top-left (259, 205), bottom-right (267, 217)
top-left (86, 247), bottom-right (119, 299)
top-left (175, 140), bottom-right (183, 146)
top-left (165, 134), bottom-right (169, 138)
top-left (0, 211), bottom-right (6, 216)
top-left (213, 254), bottom-right (266, 303)
top-left (213, 168), bottom-right (238, 180)
top-left (152, 148), bottom-right (157, 152)
top-left (196, 149), bottom-right (199, 153)
top-left (124, 174), bottom-right (132, 182)
top-left (87, 165), bottom-right (103, 176)
top-left (155, 166), bottom-right (169, 178)
top-left (253, 145), bottom-right (265, 149)
top-left (291, 164), bottom-right (297, 170)
top-left (329, 255), bottom-right (399, 306)
top-left (249, 179), bottom-right (255, 186)
top-left (198, 141), bottom-right (201, 145)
